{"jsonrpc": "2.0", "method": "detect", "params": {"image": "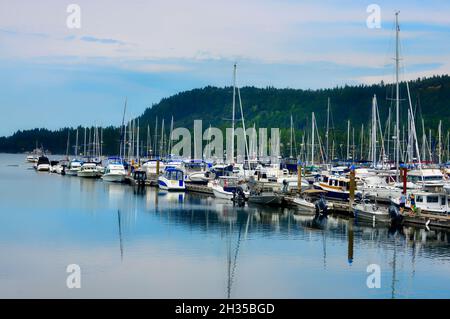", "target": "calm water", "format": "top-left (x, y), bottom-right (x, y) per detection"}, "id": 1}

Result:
top-left (0, 153), bottom-right (449, 298)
